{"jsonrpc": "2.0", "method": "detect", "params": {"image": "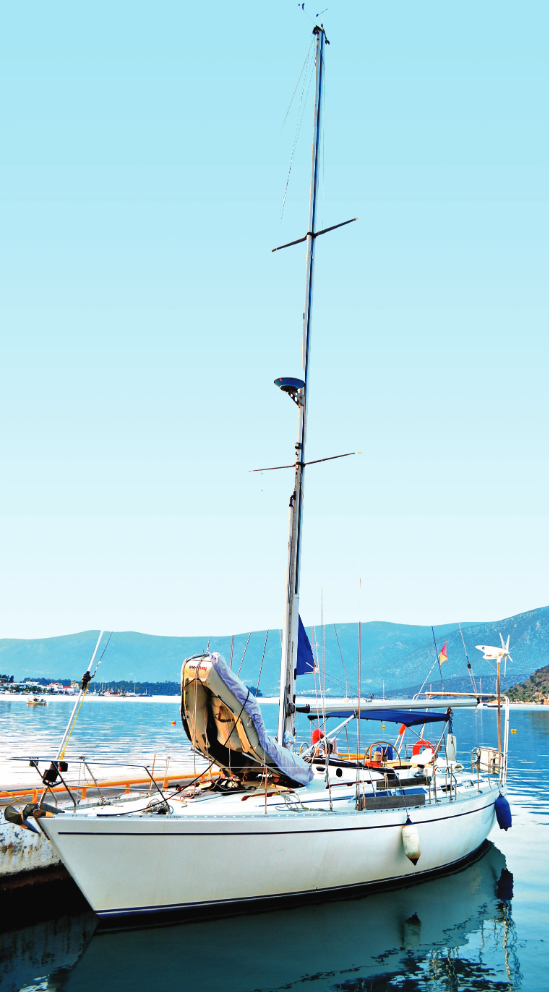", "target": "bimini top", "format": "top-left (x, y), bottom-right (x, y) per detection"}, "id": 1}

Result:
top-left (180, 652), bottom-right (313, 787)
top-left (300, 707), bottom-right (449, 729)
